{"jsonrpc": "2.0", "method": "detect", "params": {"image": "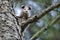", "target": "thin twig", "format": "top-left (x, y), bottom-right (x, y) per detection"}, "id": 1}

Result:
top-left (30, 15), bottom-right (60, 40)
